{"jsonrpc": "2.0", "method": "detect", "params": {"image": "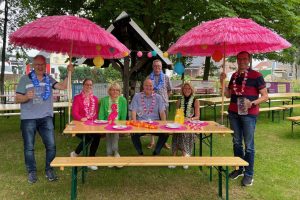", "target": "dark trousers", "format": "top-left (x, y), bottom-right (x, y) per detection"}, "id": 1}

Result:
top-left (75, 134), bottom-right (100, 156)
top-left (131, 133), bottom-right (169, 155)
